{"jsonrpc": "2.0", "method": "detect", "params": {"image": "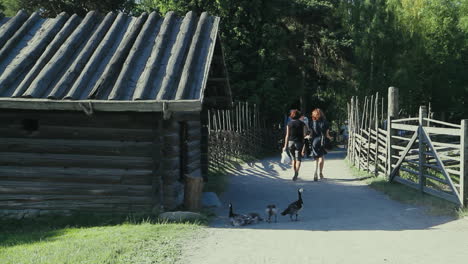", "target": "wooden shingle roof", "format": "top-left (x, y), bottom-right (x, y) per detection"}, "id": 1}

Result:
top-left (0, 10), bottom-right (220, 112)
